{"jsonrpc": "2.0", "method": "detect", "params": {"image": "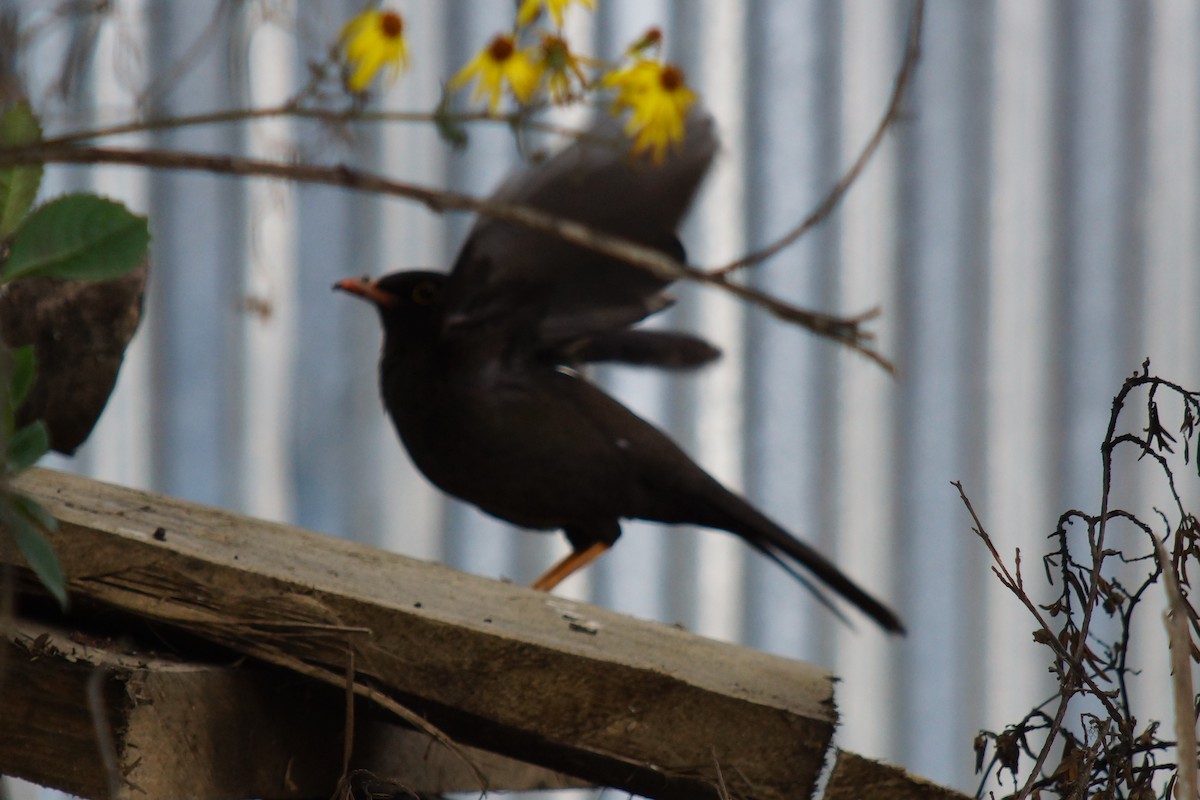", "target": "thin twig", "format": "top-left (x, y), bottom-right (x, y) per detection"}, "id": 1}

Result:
top-left (708, 0), bottom-right (925, 278)
top-left (956, 482), bottom-right (1120, 713)
top-left (711, 746), bottom-right (731, 800)
top-left (954, 481), bottom-right (1125, 800)
top-left (38, 104), bottom-right (585, 148)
